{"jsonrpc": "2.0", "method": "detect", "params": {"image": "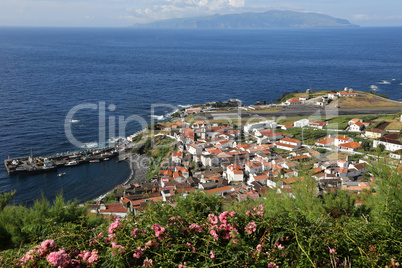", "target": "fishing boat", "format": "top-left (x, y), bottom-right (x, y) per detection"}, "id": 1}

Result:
top-left (65, 160), bottom-right (78, 166)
